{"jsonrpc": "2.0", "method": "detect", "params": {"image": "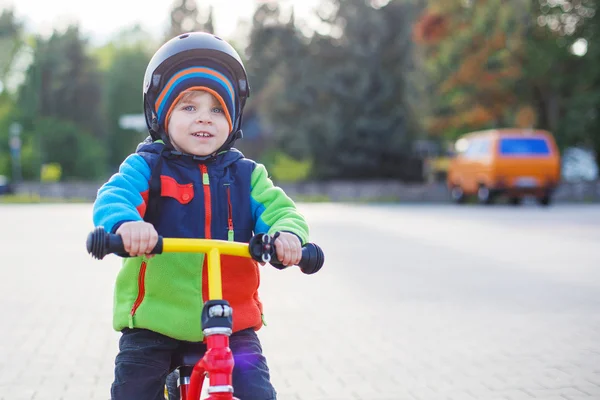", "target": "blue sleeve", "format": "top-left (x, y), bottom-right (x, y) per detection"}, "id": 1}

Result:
top-left (92, 154), bottom-right (152, 233)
